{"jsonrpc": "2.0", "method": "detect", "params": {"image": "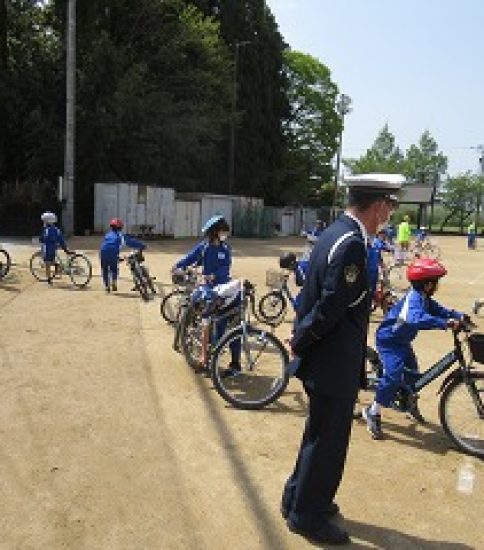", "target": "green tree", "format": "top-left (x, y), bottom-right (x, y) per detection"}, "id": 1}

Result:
top-left (344, 124), bottom-right (405, 175)
top-left (281, 49), bottom-right (341, 204)
top-left (217, 0), bottom-right (289, 203)
top-left (440, 173), bottom-right (483, 232)
top-left (404, 130), bottom-right (447, 183)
